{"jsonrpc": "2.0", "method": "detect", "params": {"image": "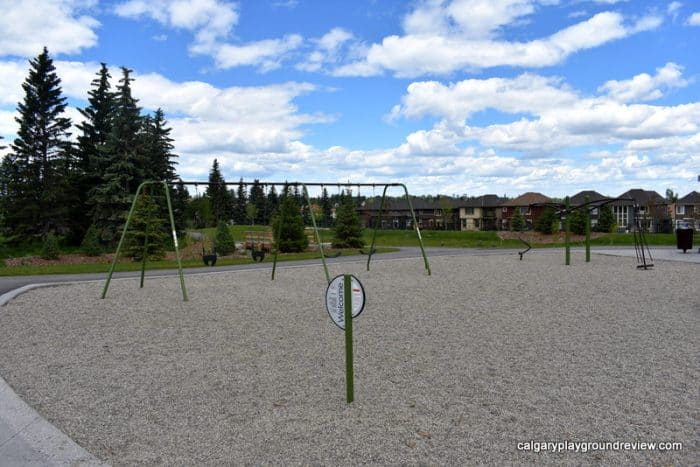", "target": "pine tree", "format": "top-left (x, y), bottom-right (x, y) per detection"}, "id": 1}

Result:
top-left (214, 221), bottom-right (235, 255)
top-left (320, 187), bottom-right (332, 227)
top-left (4, 47), bottom-right (74, 240)
top-left (172, 179), bottom-right (190, 234)
top-left (142, 108), bottom-right (177, 182)
top-left (91, 67), bottom-right (145, 244)
top-left (332, 195), bottom-right (364, 248)
top-left (206, 159), bottom-right (229, 224)
top-left (266, 185), bottom-right (279, 222)
top-left (78, 63), bottom-right (115, 235)
top-left (124, 191), bottom-right (166, 261)
top-left (233, 178), bottom-right (247, 224)
top-left (272, 195), bottom-right (308, 253)
top-left (511, 209), bottom-right (526, 231)
top-left (569, 208), bottom-right (587, 235)
top-left (249, 179), bottom-right (266, 224)
top-left (595, 204), bottom-right (615, 233)
top-left (535, 207), bottom-right (557, 234)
